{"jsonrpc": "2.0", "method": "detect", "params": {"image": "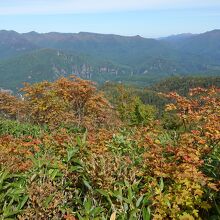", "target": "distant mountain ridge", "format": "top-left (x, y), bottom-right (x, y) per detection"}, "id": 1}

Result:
top-left (0, 29), bottom-right (220, 90)
top-left (0, 30), bottom-right (38, 59)
top-left (159, 33), bottom-right (196, 42)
